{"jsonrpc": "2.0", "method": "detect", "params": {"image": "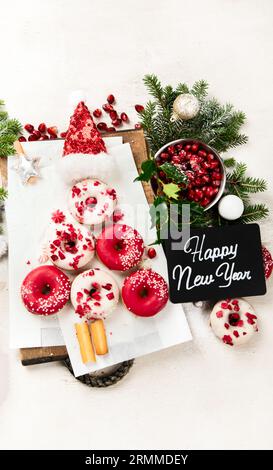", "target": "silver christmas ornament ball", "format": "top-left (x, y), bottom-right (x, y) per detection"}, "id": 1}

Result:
top-left (172, 93), bottom-right (200, 121)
